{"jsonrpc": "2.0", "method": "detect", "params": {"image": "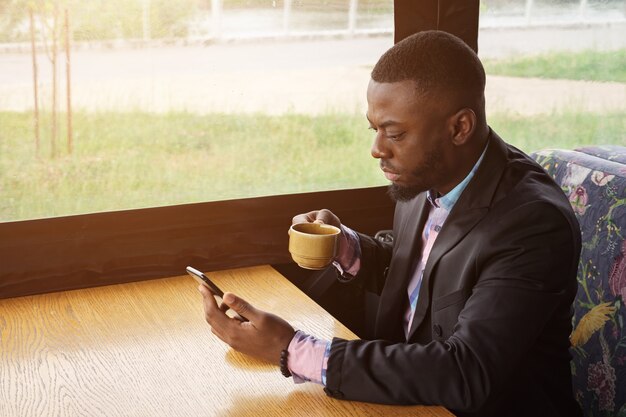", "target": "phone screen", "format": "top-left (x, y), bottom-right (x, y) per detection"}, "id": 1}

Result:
top-left (186, 266), bottom-right (248, 322)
